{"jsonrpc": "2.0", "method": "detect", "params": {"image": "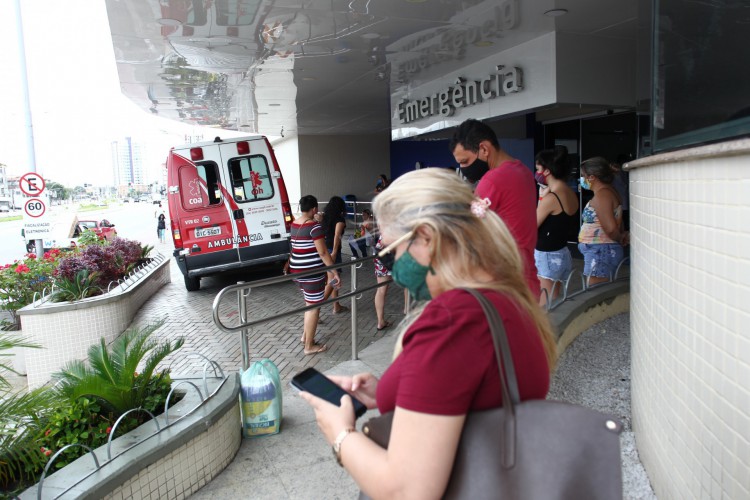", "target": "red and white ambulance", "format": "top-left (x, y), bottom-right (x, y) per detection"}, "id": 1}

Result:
top-left (166, 136), bottom-right (293, 291)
